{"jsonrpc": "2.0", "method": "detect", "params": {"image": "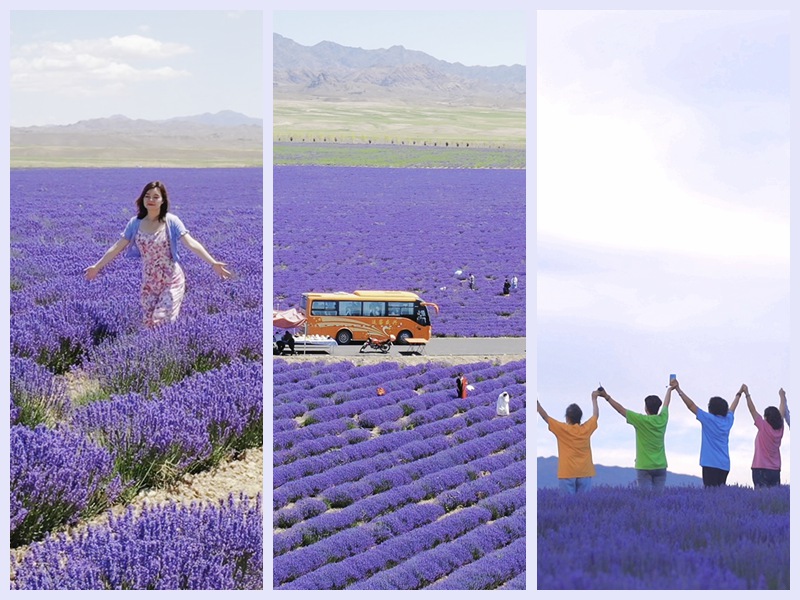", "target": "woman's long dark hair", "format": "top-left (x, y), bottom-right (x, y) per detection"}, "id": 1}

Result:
top-left (764, 406), bottom-right (784, 430)
top-left (135, 181), bottom-right (170, 221)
